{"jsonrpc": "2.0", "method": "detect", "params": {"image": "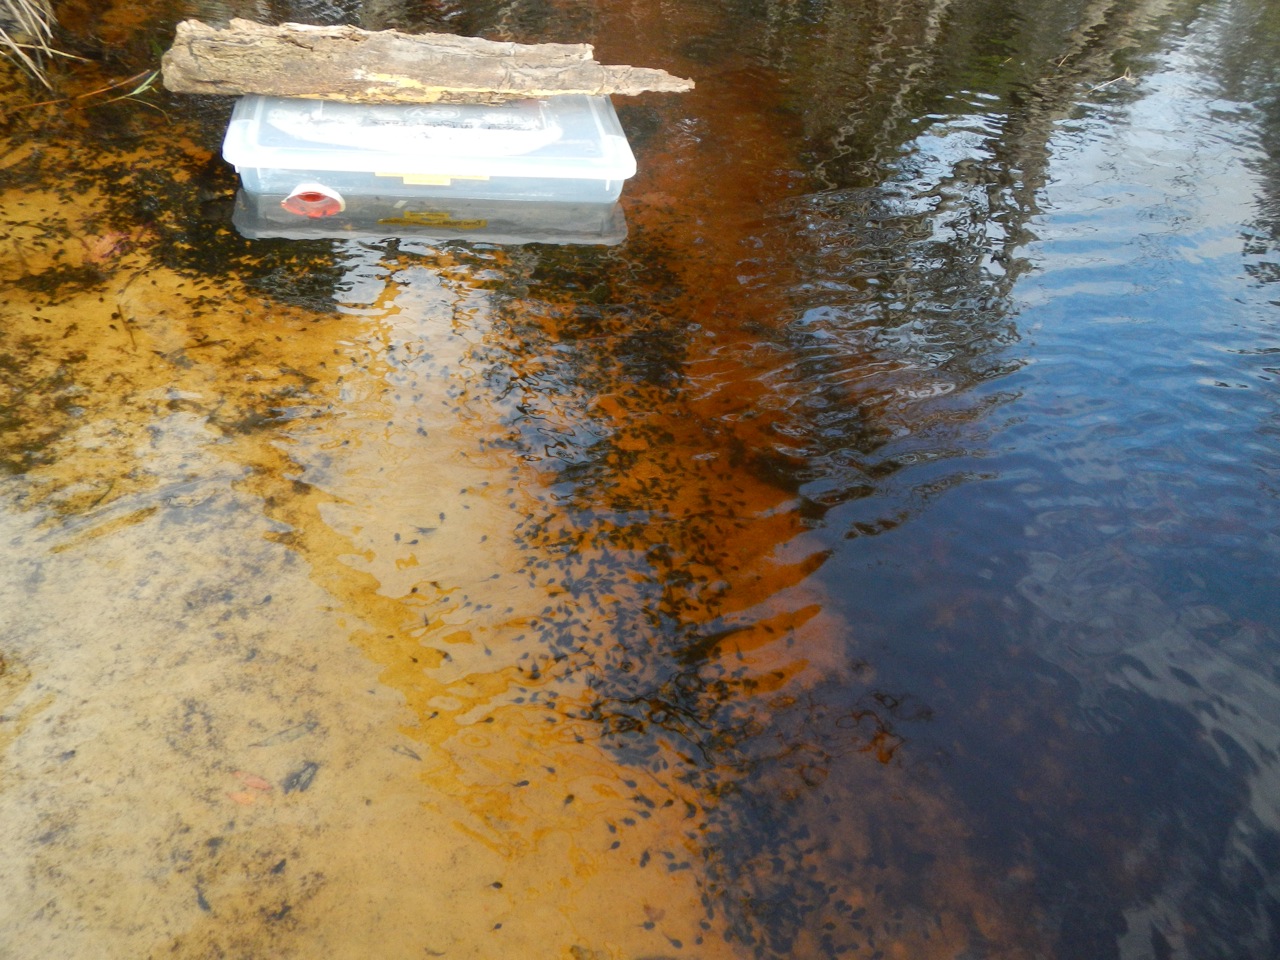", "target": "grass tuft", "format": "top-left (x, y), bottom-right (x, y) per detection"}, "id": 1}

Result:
top-left (1, 0), bottom-right (60, 88)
